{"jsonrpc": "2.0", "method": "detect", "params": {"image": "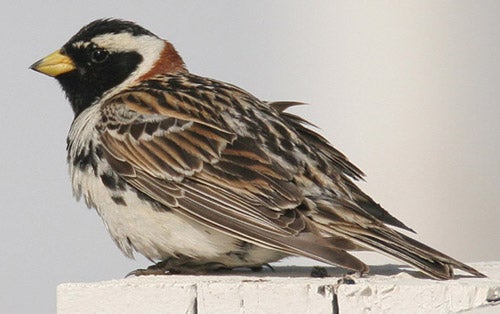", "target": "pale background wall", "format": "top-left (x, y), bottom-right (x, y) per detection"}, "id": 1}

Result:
top-left (1, 1), bottom-right (498, 313)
